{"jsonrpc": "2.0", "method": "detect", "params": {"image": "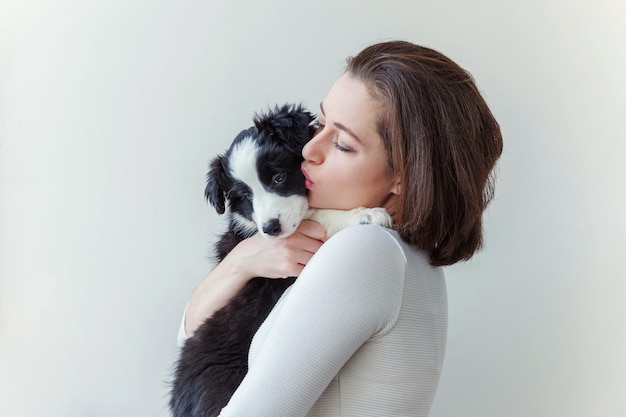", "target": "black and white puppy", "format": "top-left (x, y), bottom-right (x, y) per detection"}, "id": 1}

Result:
top-left (170, 104), bottom-right (391, 417)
